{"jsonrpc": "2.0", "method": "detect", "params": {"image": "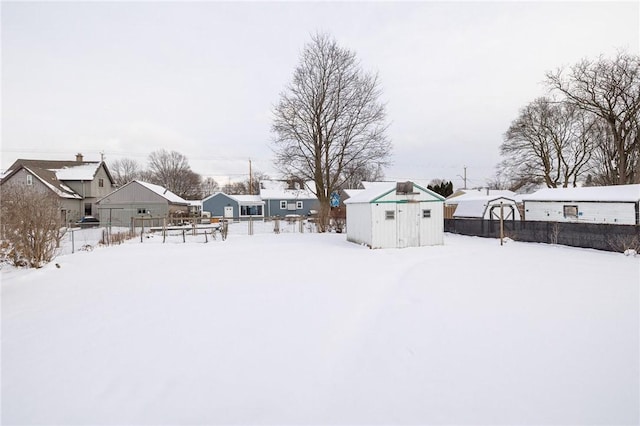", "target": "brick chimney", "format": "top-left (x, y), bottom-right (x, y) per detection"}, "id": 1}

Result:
top-left (75, 153), bottom-right (84, 162)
